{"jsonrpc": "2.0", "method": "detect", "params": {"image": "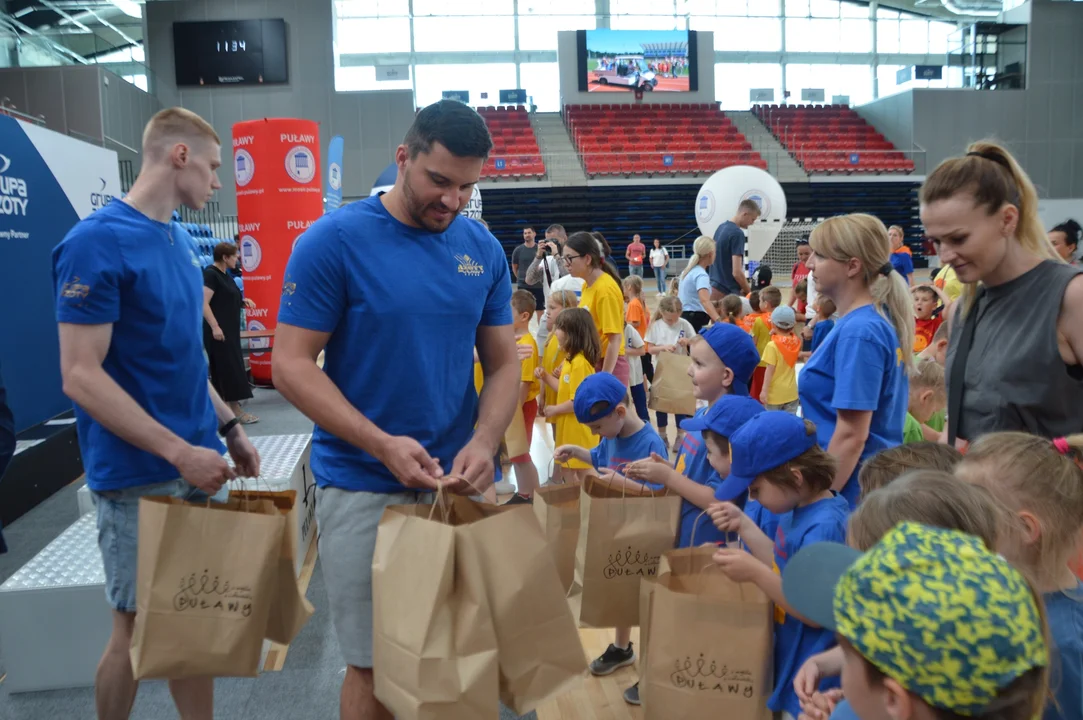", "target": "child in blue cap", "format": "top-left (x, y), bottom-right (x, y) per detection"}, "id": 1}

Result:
top-left (709, 411), bottom-right (850, 720)
top-left (620, 322), bottom-right (760, 705)
top-left (556, 371), bottom-right (669, 680)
